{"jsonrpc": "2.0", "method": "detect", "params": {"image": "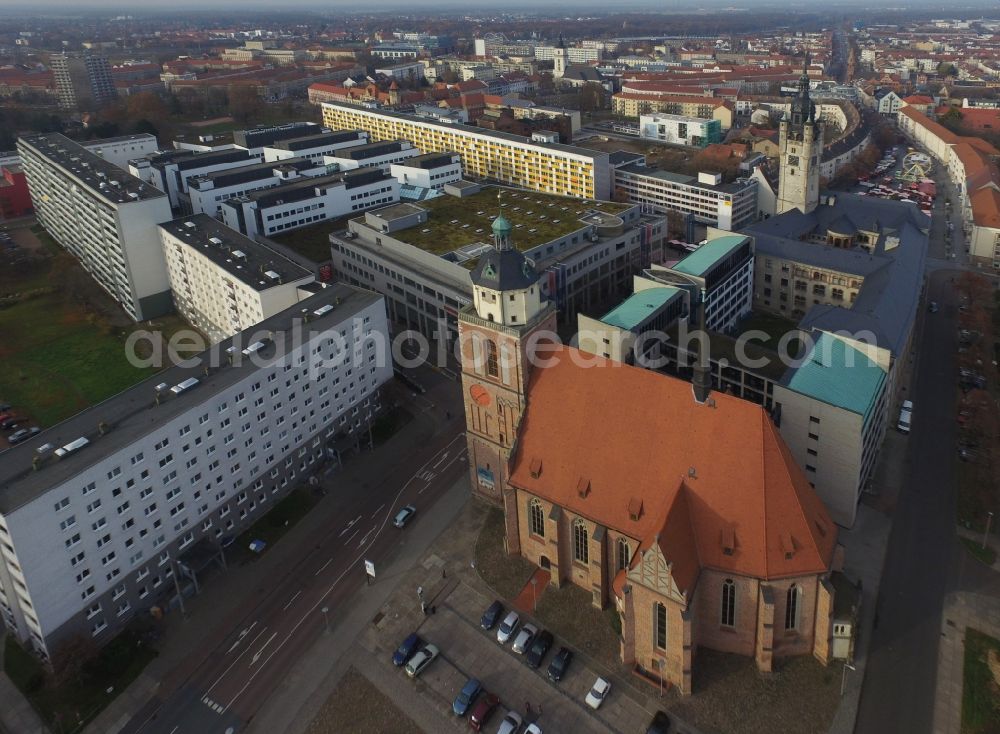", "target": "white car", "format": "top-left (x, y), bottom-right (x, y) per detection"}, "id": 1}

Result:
top-left (496, 611), bottom-right (520, 645)
top-left (585, 676), bottom-right (611, 709)
top-left (496, 711), bottom-right (523, 734)
top-left (525, 725), bottom-right (542, 734)
top-left (404, 643), bottom-right (440, 678)
top-left (511, 623), bottom-right (538, 654)
top-left (897, 400), bottom-right (913, 434)
top-left (393, 505), bottom-right (416, 528)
